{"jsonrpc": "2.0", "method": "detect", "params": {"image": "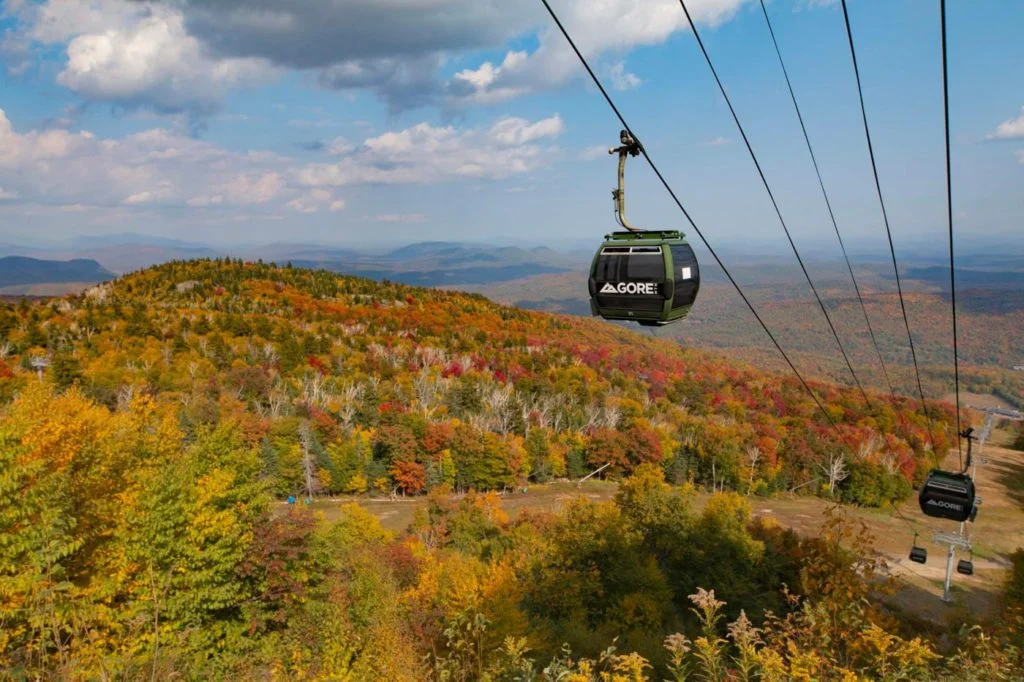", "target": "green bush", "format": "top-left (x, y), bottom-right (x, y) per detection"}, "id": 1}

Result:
top-left (839, 461), bottom-right (912, 508)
